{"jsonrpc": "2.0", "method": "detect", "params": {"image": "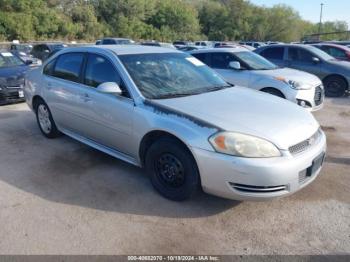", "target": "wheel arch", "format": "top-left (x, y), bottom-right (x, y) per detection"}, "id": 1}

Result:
top-left (139, 130), bottom-right (197, 168)
top-left (32, 95), bottom-right (45, 111)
